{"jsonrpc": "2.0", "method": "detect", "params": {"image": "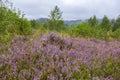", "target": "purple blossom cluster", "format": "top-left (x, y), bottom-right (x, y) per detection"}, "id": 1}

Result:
top-left (0, 33), bottom-right (120, 80)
